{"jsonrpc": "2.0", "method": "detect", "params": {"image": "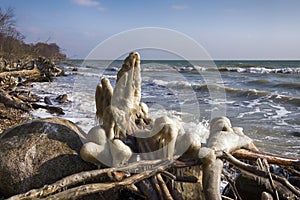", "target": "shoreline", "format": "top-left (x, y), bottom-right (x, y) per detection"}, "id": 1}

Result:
top-left (0, 57), bottom-right (68, 135)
